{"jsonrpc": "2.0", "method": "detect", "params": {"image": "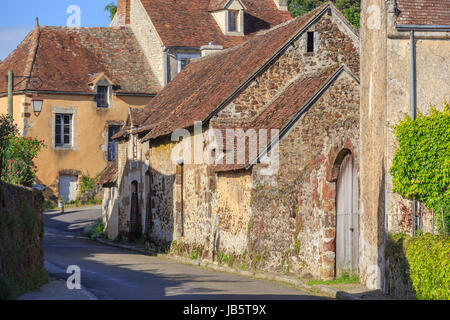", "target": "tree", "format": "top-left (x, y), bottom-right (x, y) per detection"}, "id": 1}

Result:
top-left (288, 0), bottom-right (361, 28)
top-left (390, 103), bottom-right (450, 234)
top-left (105, 2), bottom-right (117, 21)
